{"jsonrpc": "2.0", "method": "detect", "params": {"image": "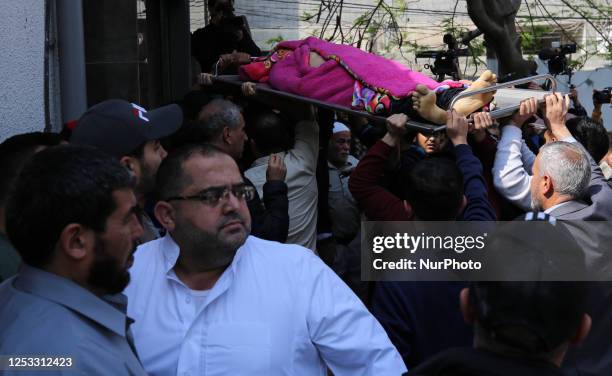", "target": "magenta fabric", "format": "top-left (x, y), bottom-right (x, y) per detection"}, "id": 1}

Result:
top-left (272, 37), bottom-right (461, 100)
top-left (269, 44), bottom-right (355, 107)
